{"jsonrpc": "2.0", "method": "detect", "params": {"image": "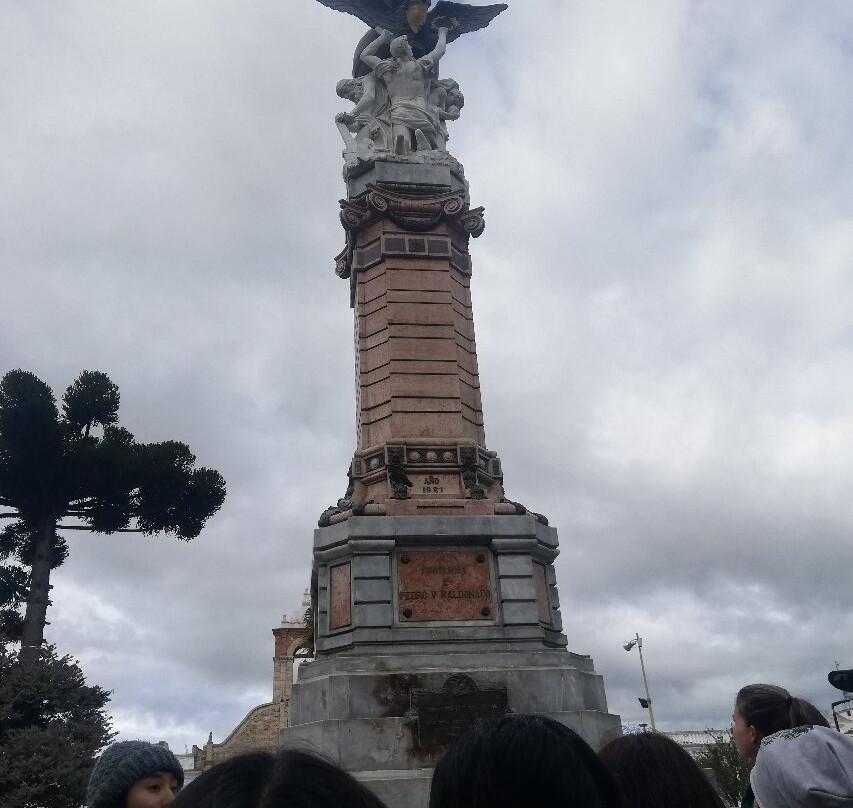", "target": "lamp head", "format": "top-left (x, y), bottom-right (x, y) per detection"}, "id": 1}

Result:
top-left (623, 640), bottom-right (637, 652)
